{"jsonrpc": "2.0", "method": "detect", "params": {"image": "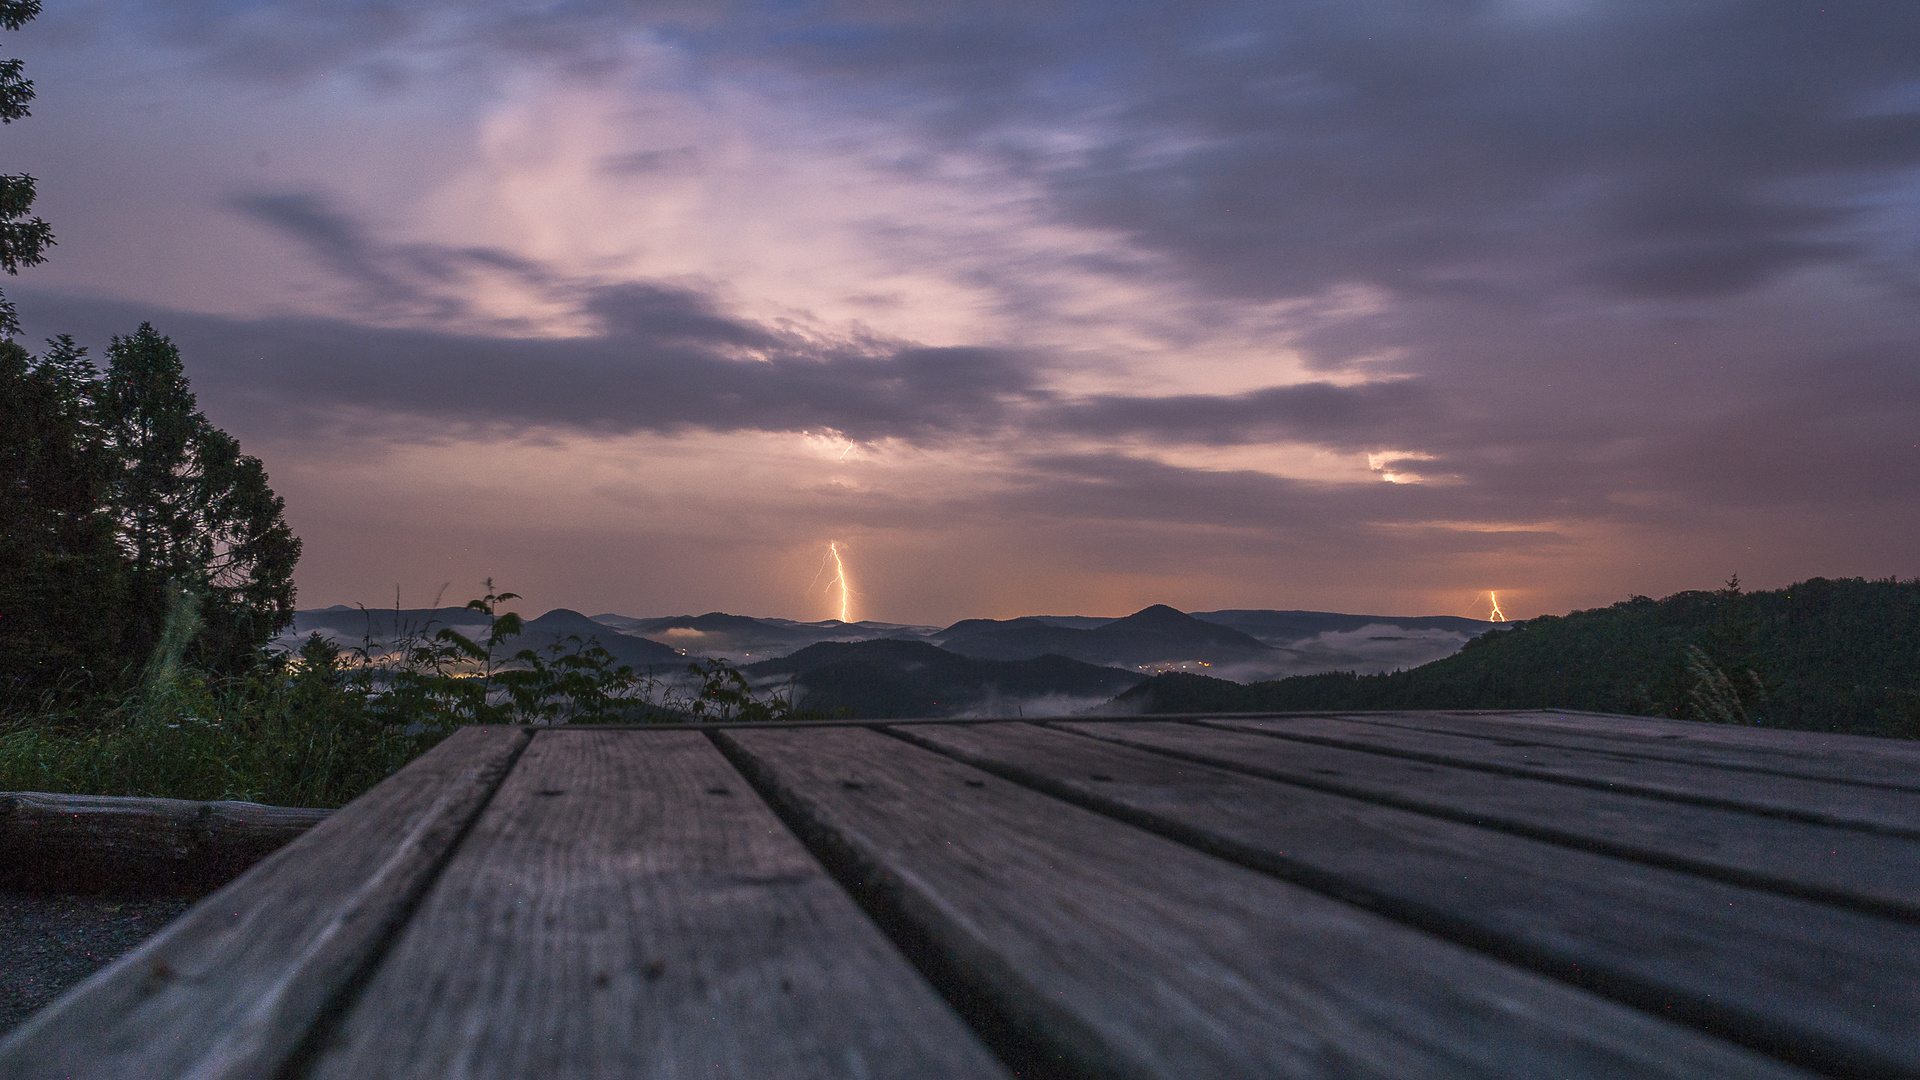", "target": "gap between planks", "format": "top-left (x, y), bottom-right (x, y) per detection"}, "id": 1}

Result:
top-left (883, 721), bottom-right (1920, 1079)
top-left (1053, 719), bottom-right (1920, 921)
top-left (1182, 716), bottom-right (1920, 837)
top-left (296, 729), bottom-right (1012, 1080)
top-left (0, 726), bottom-right (533, 1080)
top-left (714, 724), bottom-right (1821, 1080)
top-left (1295, 710), bottom-right (1920, 793)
